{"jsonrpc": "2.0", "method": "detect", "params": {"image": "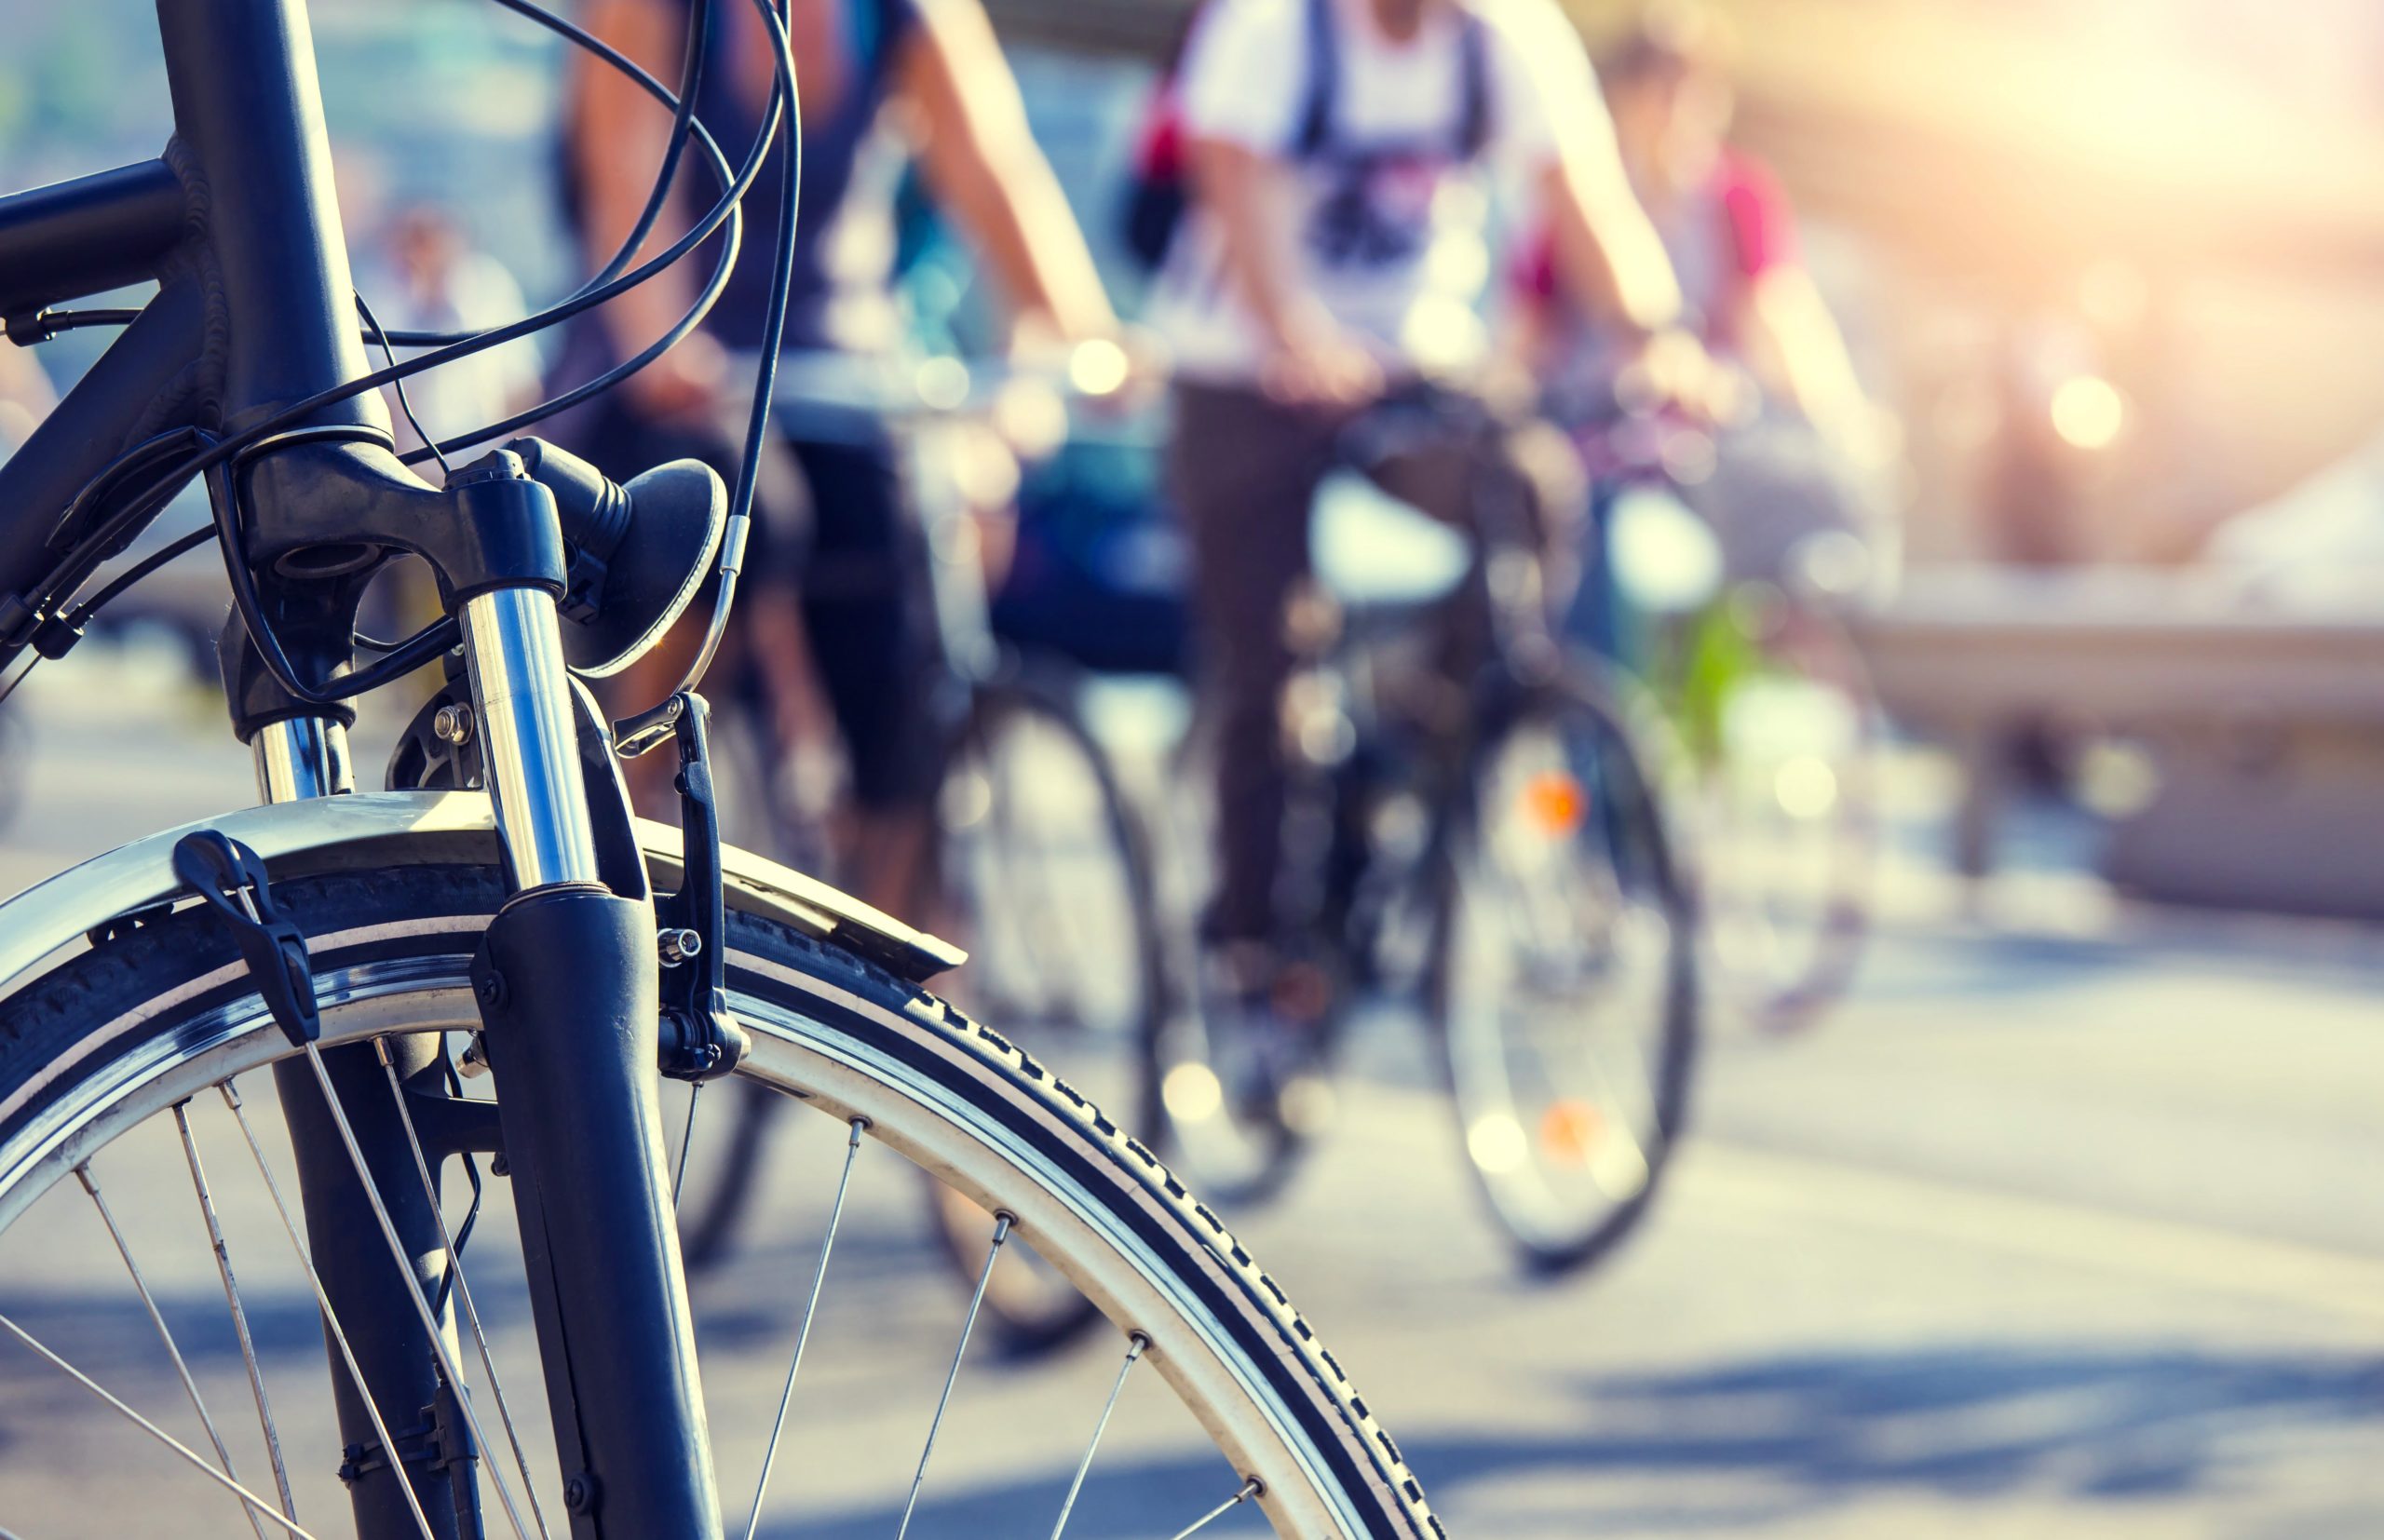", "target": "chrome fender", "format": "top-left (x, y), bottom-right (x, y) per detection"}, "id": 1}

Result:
top-left (0, 790), bottom-right (963, 1003)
